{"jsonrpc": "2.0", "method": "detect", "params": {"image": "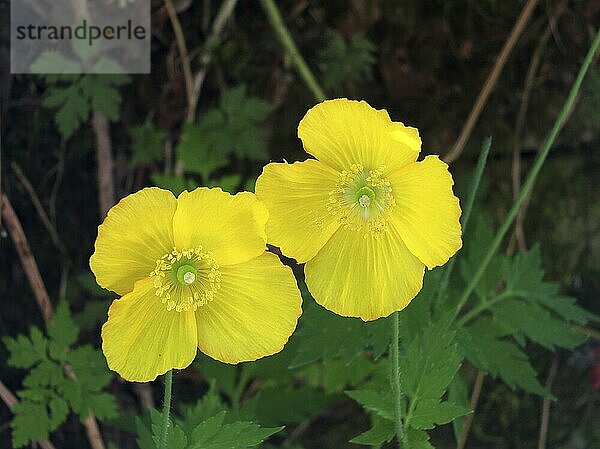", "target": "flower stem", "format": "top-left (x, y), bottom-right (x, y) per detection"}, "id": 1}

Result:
top-left (390, 311), bottom-right (404, 448)
top-left (453, 28), bottom-right (600, 321)
top-left (159, 370), bottom-right (173, 449)
top-left (259, 0), bottom-right (327, 102)
top-left (436, 137), bottom-right (492, 304)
